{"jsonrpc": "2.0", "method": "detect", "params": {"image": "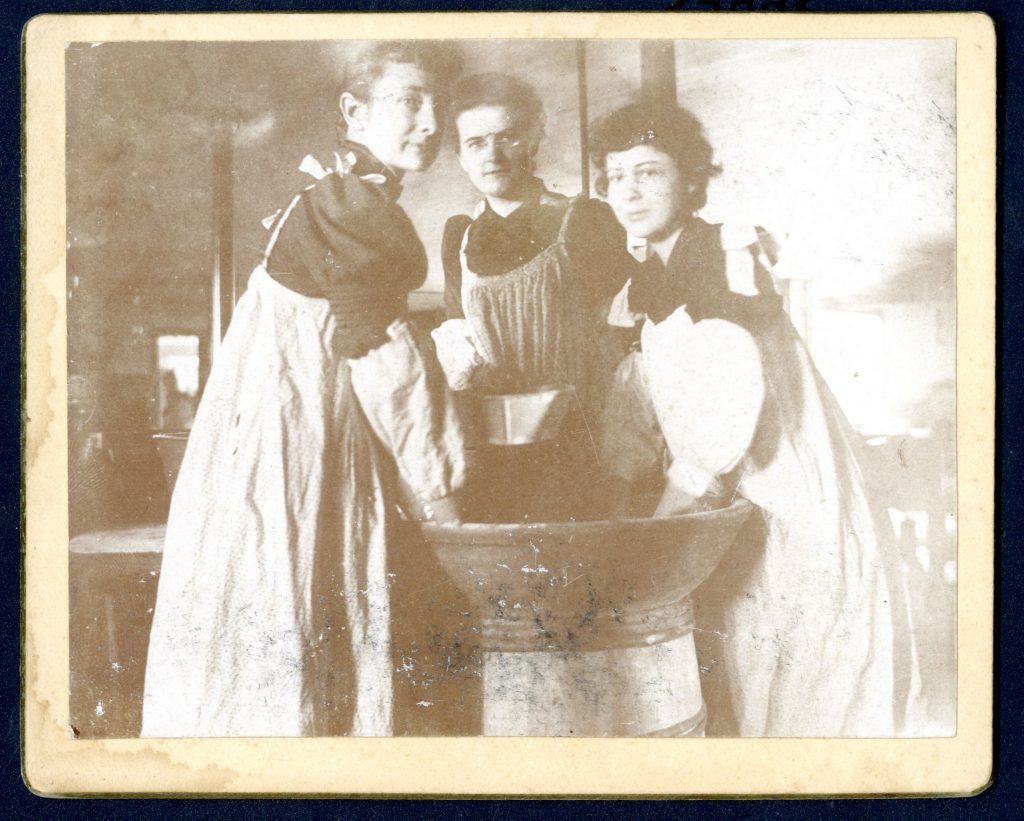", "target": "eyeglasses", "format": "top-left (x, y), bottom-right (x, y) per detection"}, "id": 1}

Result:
top-left (460, 131), bottom-right (523, 156)
top-left (372, 92), bottom-right (440, 116)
